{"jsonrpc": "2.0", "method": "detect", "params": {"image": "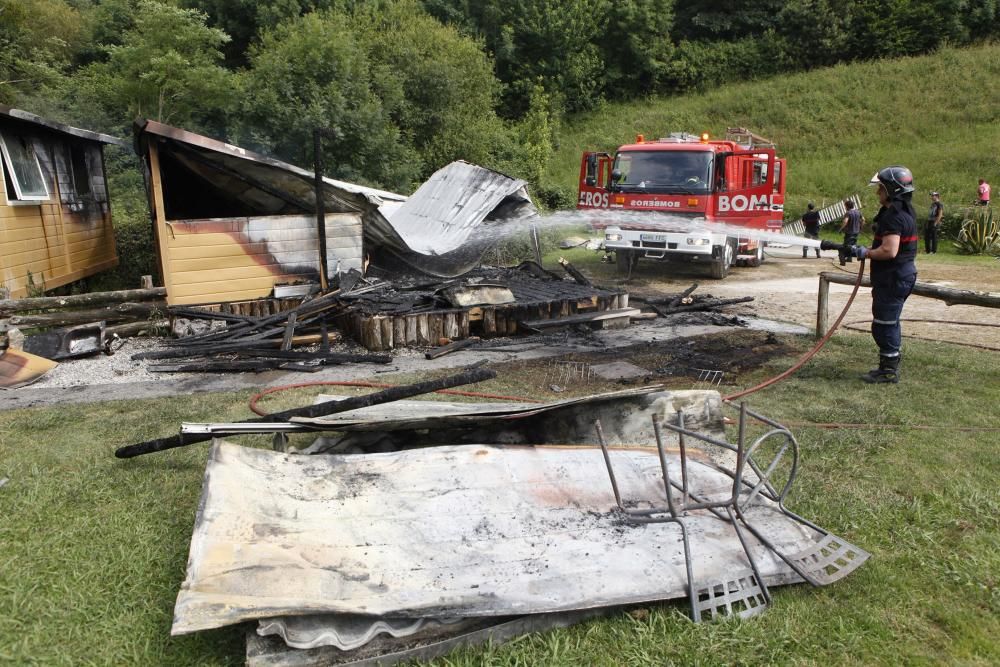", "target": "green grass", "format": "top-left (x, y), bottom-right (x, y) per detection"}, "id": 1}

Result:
top-left (1, 334), bottom-right (999, 665)
top-left (549, 44), bottom-right (1000, 221)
